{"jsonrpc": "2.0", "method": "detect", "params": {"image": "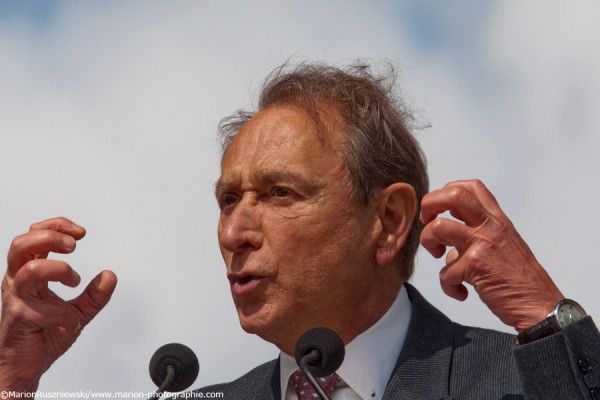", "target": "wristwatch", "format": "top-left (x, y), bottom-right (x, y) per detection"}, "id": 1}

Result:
top-left (517, 299), bottom-right (587, 345)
